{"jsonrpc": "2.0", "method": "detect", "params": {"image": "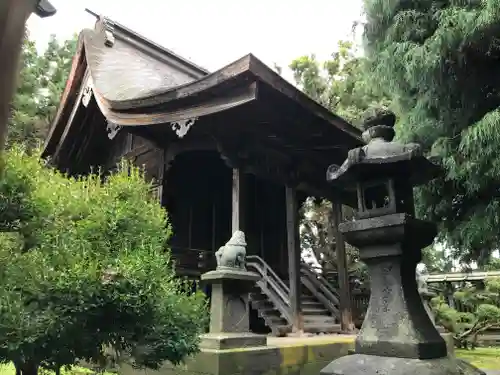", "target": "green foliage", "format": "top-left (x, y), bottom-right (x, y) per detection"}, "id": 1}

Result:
top-left (289, 40), bottom-right (390, 125)
top-left (433, 278), bottom-right (500, 348)
top-left (291, 40), bottom-right (387, 279)
top-left (8, 32), bottom-right (77, 149)
top-left (0, 147), bottom-right (208, 375)
top-left (422, 245), bottom-right (453, 273)
top-left (484, 257), bottom-right (500, 271)
top-left (362, 0), bottom-right (500, 264)
top-left (300, 198), bottom-right (368, 283)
